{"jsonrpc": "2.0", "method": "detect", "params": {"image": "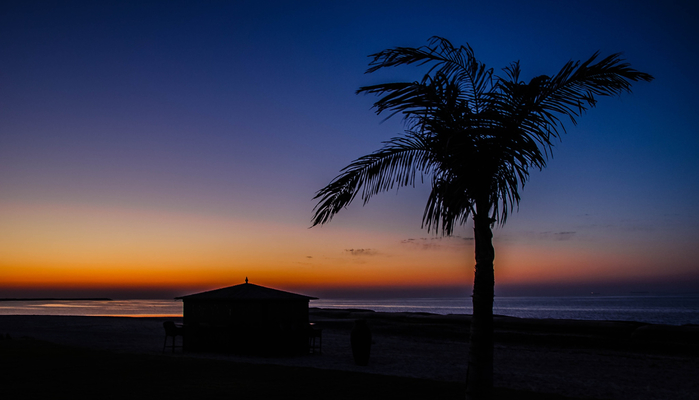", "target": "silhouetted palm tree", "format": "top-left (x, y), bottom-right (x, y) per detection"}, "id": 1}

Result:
top-left (312, 37), bottom-right (652, 400)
